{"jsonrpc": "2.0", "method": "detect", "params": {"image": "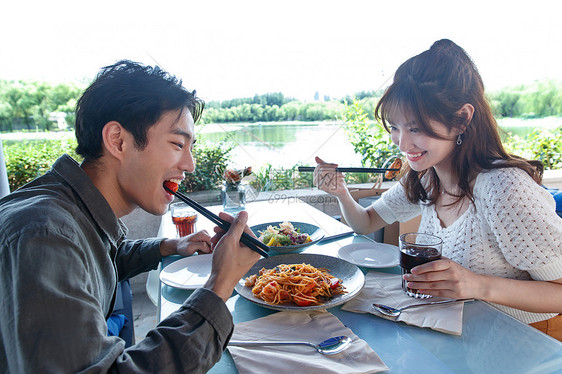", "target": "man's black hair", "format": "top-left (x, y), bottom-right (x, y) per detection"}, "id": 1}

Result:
top-left (75, 60), bottom-right (204, 161)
